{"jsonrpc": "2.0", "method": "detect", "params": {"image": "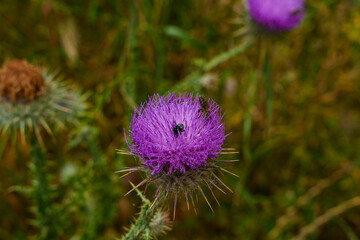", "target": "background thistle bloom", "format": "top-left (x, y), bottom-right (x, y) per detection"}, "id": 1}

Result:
top-left (120, 93), bottom-right (237, 212)
top-left (247, 0), bottom-right (305, 32)
top-left (0, 59), bottom-right (86, 144)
